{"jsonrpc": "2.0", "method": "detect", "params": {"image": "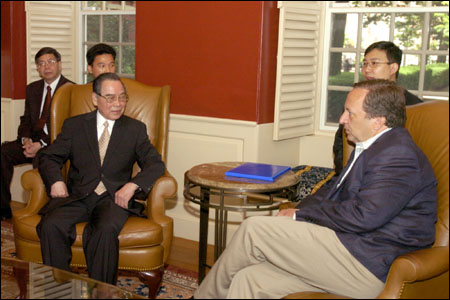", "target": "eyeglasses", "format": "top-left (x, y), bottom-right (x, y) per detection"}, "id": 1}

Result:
top-left (361, 61), bottom-right (393, 69)
top-left (95, 93), bottom-right (129, 104)
top-left (37, 59), bottom-right (57, 68)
